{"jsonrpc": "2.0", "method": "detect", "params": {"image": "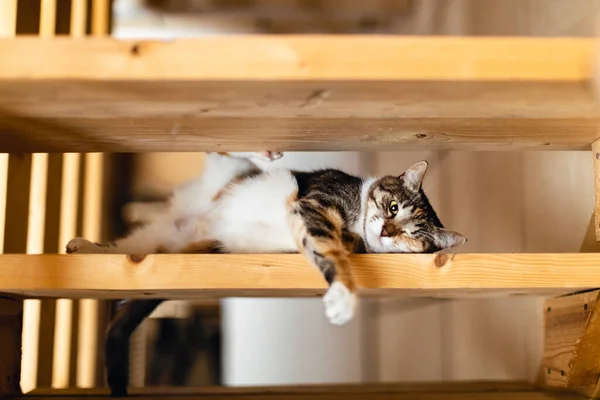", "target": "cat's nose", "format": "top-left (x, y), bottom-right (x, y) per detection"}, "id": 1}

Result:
top-left (381, 223), bottom-right (396, 237)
